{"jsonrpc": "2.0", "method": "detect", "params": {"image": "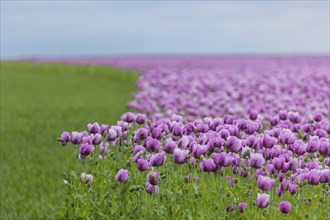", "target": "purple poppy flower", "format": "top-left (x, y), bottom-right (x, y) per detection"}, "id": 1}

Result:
top-left (99, 142), bottom-right (109, 156)
top-left (279, 110), bottom-right (288, 120)
top-left (136, 158), bottom-right (149, 171)
top-left (319, 139), bottom-right (330, 156)
top-left (71, 132), bottom-right (83, 145)
top-left (195, 176), bottom-right (200, 182)
top-left (226, 136), bottom-right (241, 153)
top-left (133, 145), bottom-right (146, 155)
top-left (121, 112), bottom-right (135, 123)
top-left (313, 112), bottom-right (323, 122)
top-left (238, 202), bottom-right (248, 213)
top-left (100, 124), bottom-right (110, 135)
top-left (151, 127), bottom-right (163, 139)
top-left (220, 129), bottom-right (230, 140)
top-left (79, 143), bottom-right (94, 156)
top-left (249, 110), bottom-right (258, 120)
top-left (146, 138), bottom-right (162, 152)
top-left (279, 129), bottom-right (296, 145)
top-left (246, 135), bottom-right (259, 149)
top-left (276, 186), bottom-right (283, 197)
top-left (307, 136), bottom-right (319, 153)
top-left (250, 153), bottom-right (265, 169)
top-left (80, 173), bottom-right (93, 184)
top-left (115, 169), bottom-right (129, 182)
top-left (262, 134), bottom-right (277, 149)
top-left (319, 169), bottom-right (330, 183)
top-left (288, 183), bottom-right (298, 194)
top-left (270, 116), bottom-right (279, 126)
top-left (135, 113), bottom-right (147, 124)
top-left (60, 131), bottom-right (71, 144)
top-left (87, 122), bottom-right (101, 134)
top-left (106, 128), bottom-right (117, 141)
top-left (172, 123), bottom-right (184, 136)
top-left (173, 148), bottom-right (189, 164)
top-left (178, 135), bottom-right (190, 148)
top-left (147, 171), bottom-right (160, 185)
top-left (134, 128), bottom-right (149, 141)
top-left (279, 201), bottom-right (291, 214)
top-left (164, 139), bottom-right (177, 153)
top-left (192, 144), bottom-right (208, 158)
top-left (273, 157), bottom-right (285, 171)
top-left (200, 158), bottom-right (216, 172)
top-left (149, 152), bottom-right (166, 167)
top-left (308, 170), bottom-right (320, 185)
top-left (257, 175), bottom-right (276, 191)
top-left (292, 140), bottom-right (307, 155)
top-left (288, 111), bottom-right (300, 123)
top-left (92, 133), bottom-right (102, 145)
top-left (256, 193), bottom-right (270, 208)
top-left (145, 182), bottom-right (159, 194)
top-left (226, 204), bottom-right (235, 212)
